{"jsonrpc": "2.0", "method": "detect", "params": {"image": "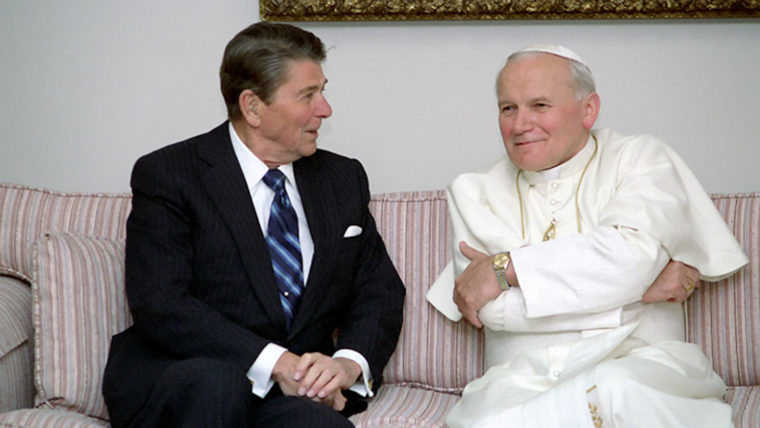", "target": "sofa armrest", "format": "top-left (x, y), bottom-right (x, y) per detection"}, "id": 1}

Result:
top-left (0, 275), bottom-right (34, 412)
